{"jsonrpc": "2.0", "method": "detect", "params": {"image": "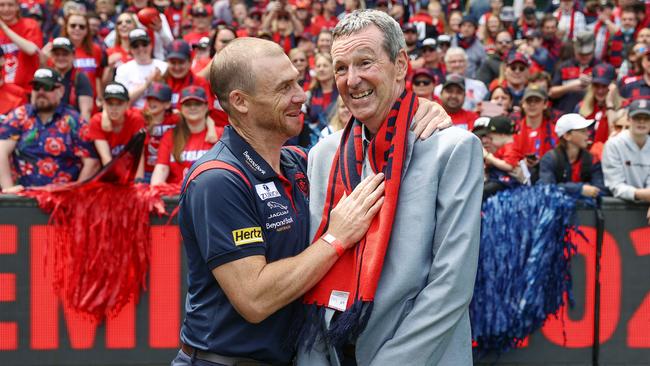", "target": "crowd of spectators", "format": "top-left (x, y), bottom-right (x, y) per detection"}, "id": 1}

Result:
top-left (0, 0), bottom-right (647, 220)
